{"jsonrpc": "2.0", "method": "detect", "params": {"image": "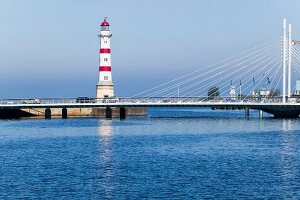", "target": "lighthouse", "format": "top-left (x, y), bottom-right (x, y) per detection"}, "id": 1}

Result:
top-left (96, 18), bottom-right (114, 99)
